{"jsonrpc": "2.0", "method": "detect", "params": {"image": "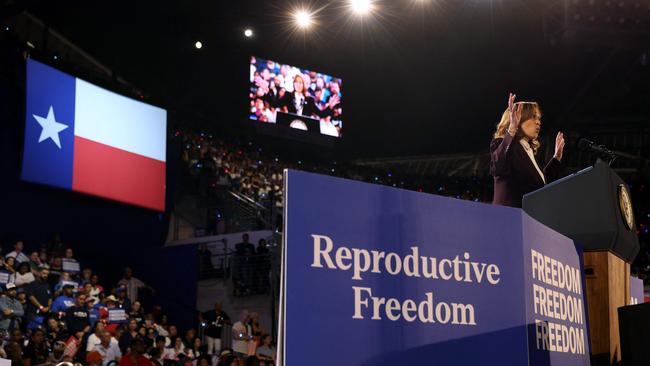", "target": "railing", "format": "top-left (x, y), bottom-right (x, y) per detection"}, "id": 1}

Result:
top-left (204, 187), bottom-right (272, 234)
top-left (199, 245), bottom-right (276, 297)
top-left (225, 190), bottom-right (272, 230)
top-left (173, 174), bottom-right (276, 238)
top-left (230, 254), bottom-right (272, 296)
